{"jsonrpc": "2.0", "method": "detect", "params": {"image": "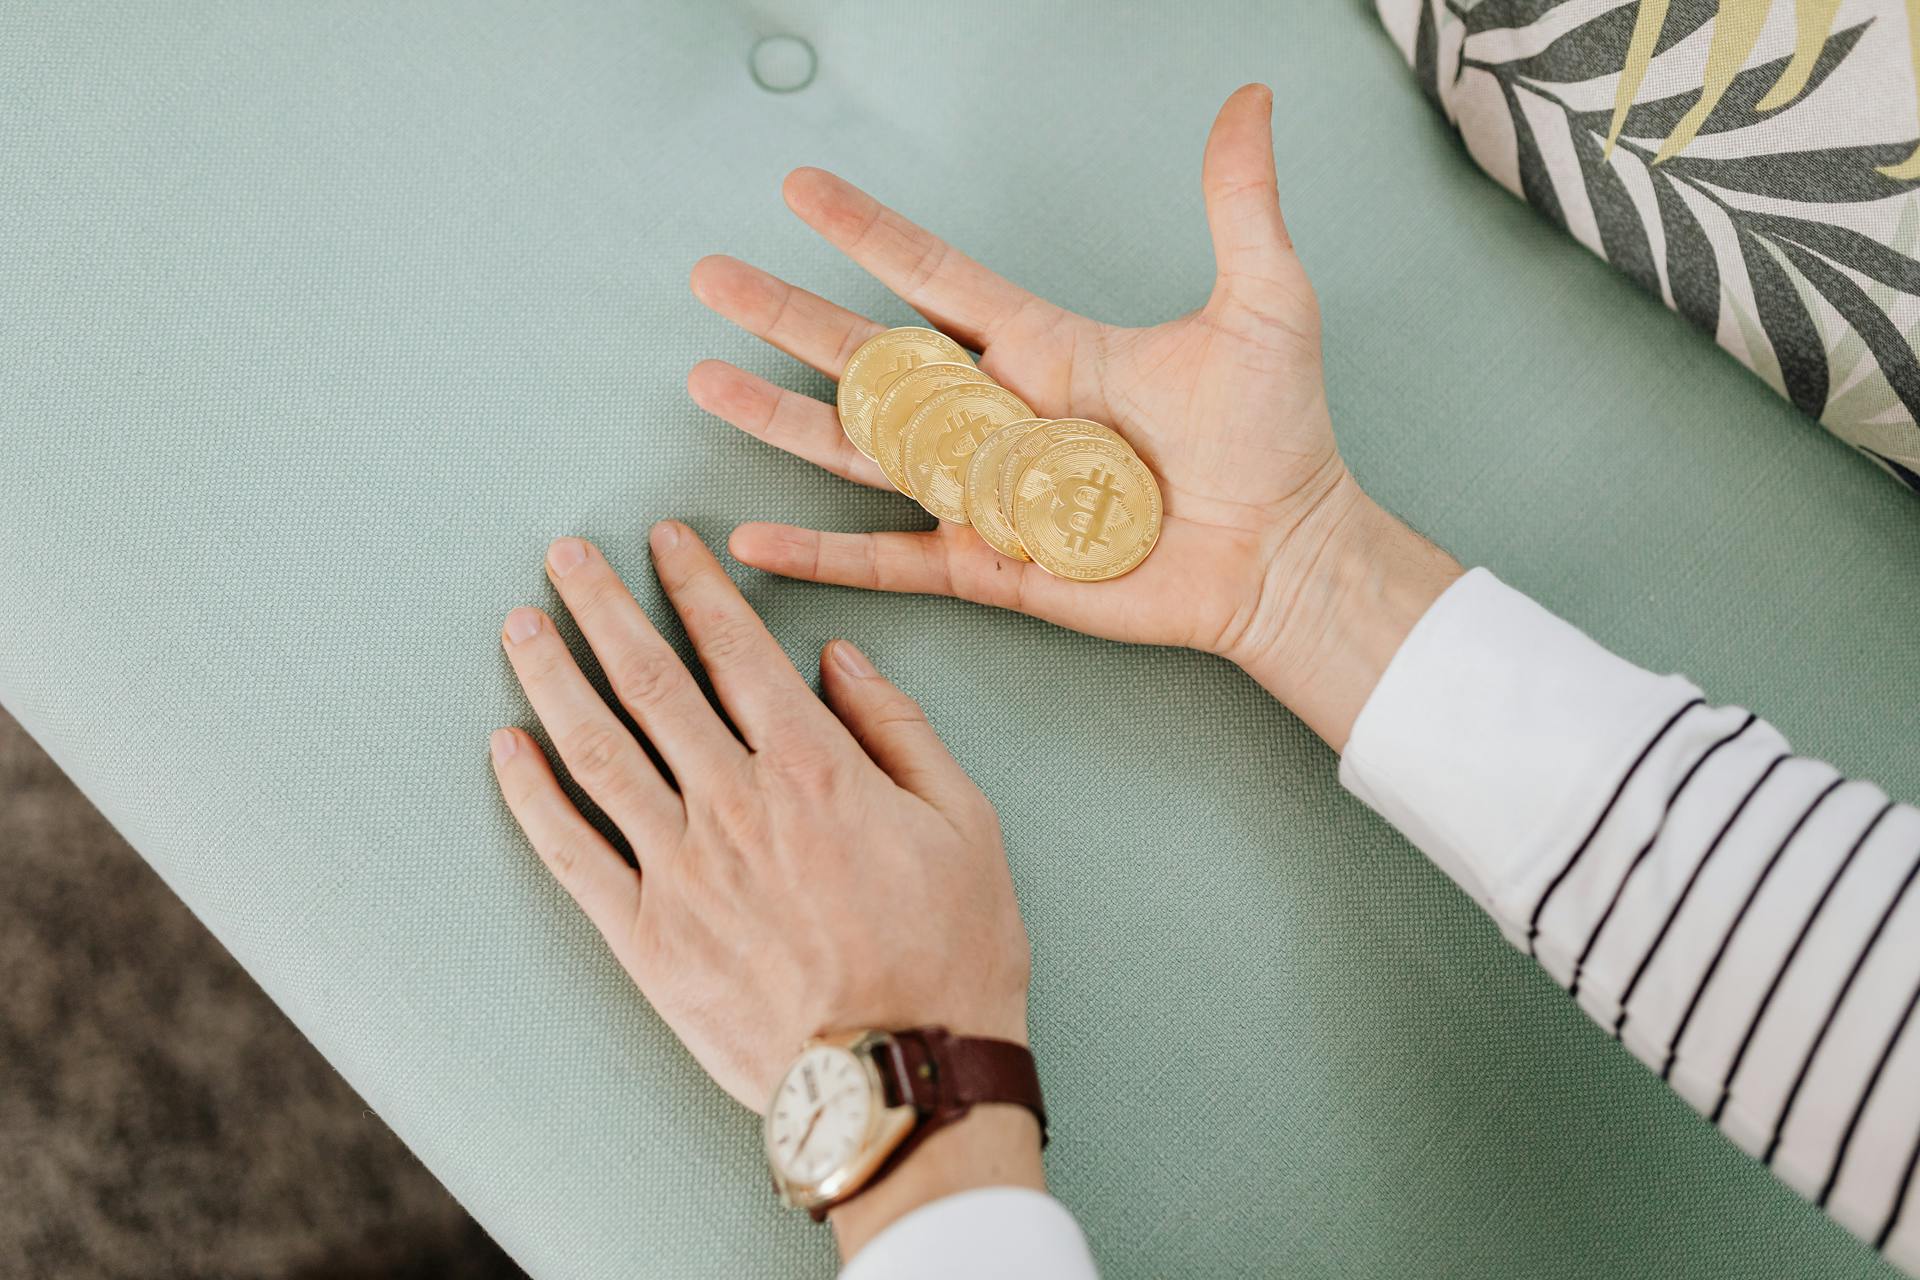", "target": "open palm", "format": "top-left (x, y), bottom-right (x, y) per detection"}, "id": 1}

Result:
top-left (690, 84), bottom-right (1357, 662)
